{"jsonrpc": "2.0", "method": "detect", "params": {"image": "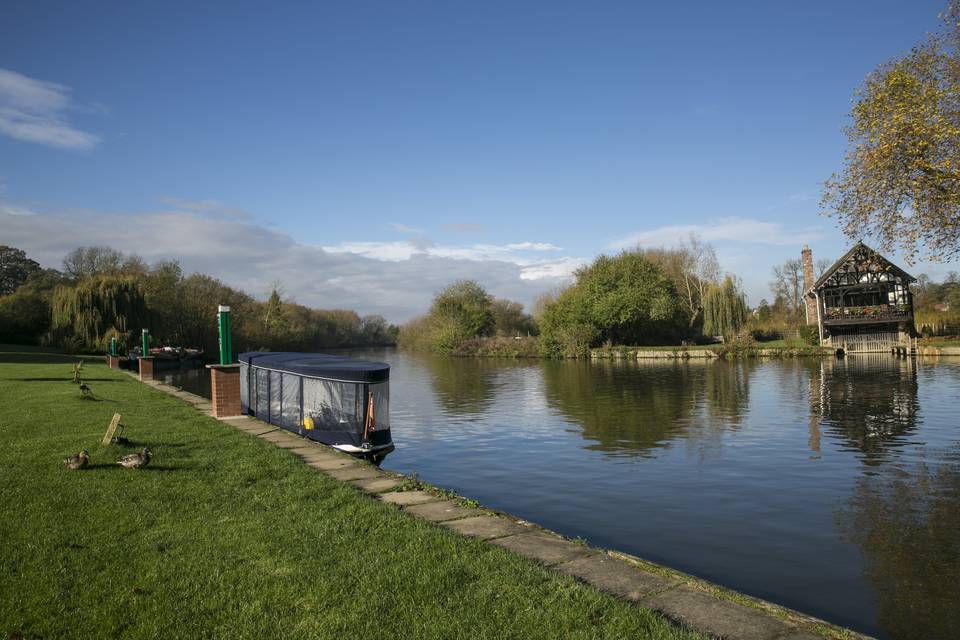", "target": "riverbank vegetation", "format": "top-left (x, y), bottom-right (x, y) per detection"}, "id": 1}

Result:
top-left (397, 280), bottom-right (536, 354)
top-left (401, 240), bottom-right (754, 358)
top-left (0, 347), bottom-right (701, 640)
top-left (0, 245), bottom-right (398, 355)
